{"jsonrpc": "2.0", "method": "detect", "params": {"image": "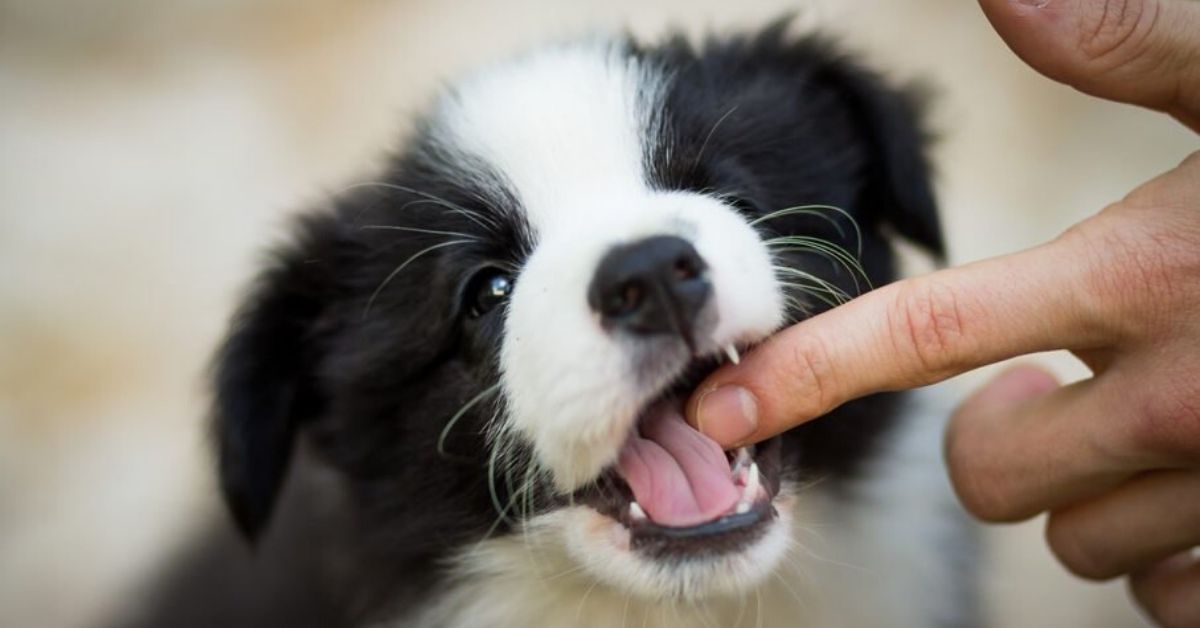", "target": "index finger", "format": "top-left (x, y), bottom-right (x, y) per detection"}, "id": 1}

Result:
top-left (686, 236), bottom-right (1110, 447)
